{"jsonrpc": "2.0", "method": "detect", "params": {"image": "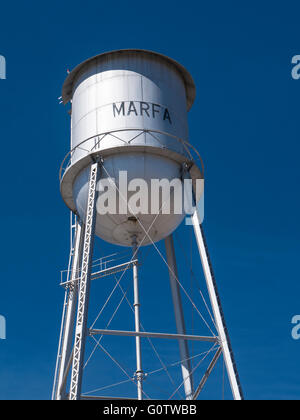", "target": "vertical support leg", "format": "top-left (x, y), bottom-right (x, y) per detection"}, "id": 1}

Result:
top-left (165, 234), bottom-right (193, 400)
top-left (56, 221), bottom-right (84, 400)
top-left (191, 208), bottom-right (243, 400)
top-left (132, 236), bottom-right (143, 400)
top-left (69, 161), bottom-right (100, 400)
